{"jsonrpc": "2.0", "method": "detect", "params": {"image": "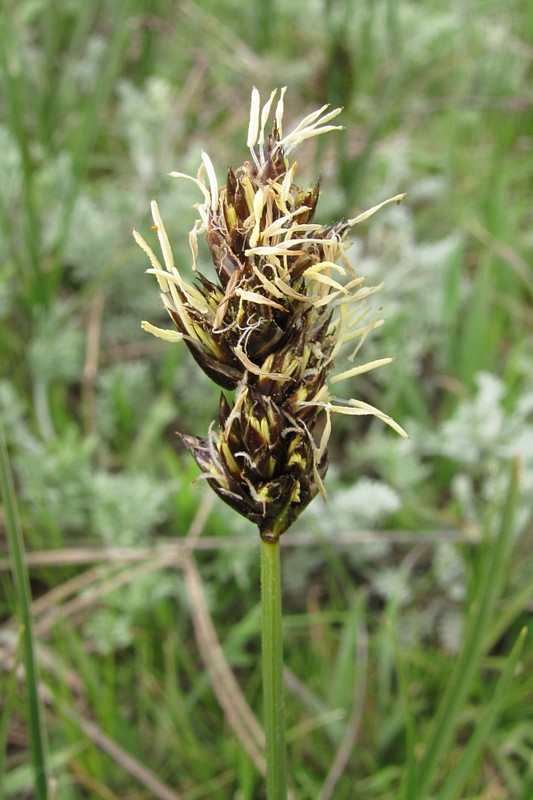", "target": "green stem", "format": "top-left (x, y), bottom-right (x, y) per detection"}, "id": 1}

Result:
top-left (260, 535), bottom-right (288, 800)
top-left (0, 424), bottom-right (48, 799)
